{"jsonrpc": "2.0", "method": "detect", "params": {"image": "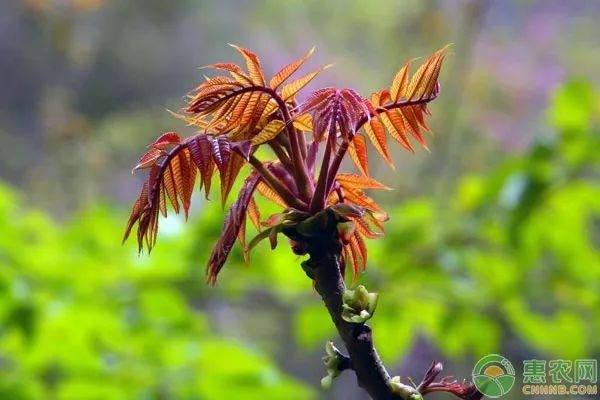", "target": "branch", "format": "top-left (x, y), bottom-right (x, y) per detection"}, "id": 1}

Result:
top-left (284, 211), bottom-right (483, 400)
top-left (354, 92), bottom-right (440, 133)
top-left (286, 211), bottom-right (399, 399)
top-left (309, 132), bottom-right (333, 214)
top-left (324, 140), bottom-right (349, 201)
top-left (262, 87), bottom-right (313, 201)
top-left (268, 141), bottom-right (293, 171)
top-left (248, 155), bottom-right (308, 210)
